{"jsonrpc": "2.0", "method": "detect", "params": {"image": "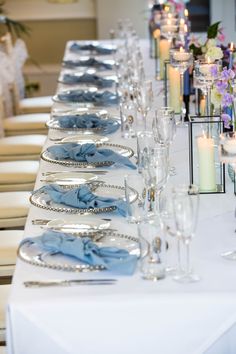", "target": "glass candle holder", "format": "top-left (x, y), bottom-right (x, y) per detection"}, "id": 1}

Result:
top-left (170, 48), bottom-right (193, 126)
top-left (194, 59), bottom-right (222, 116)
top-left (189, 115), bottom-right (225, 194)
